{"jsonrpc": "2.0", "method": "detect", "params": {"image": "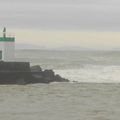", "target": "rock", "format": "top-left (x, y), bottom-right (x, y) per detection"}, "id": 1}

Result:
top-left (17, 78), bottom-right (26, 85)
top-left (42, 69), bottom-right (55, 78)
top-left (31, 68), bottom-right (69, 83)
top-left (0, 62), bottom-right (69, 84)
top-left (54, 74), bottom-right (69, 82)
top-left (30, 75), bottom-right (51, 84)
top-left (31, 65), bottom-right (42, 72)
top-left (32, 74), bottom-right (43, 79)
